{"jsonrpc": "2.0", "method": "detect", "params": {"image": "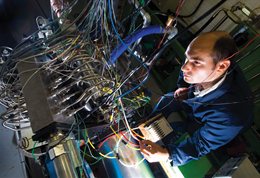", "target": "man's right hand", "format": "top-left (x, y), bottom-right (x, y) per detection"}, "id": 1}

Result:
top-left (139, 140), bottom-right (170, 163)
top-left (174, 87), bottom-right (189, 101)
